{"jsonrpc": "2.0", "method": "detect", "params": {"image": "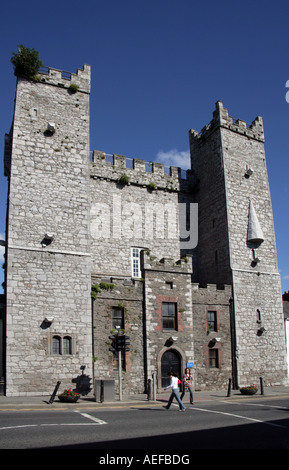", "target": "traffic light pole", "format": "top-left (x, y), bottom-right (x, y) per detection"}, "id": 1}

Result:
top-left (109, 331), bottom-right (130, 401)
top-left (118, 348), bottom-right (122, 401)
